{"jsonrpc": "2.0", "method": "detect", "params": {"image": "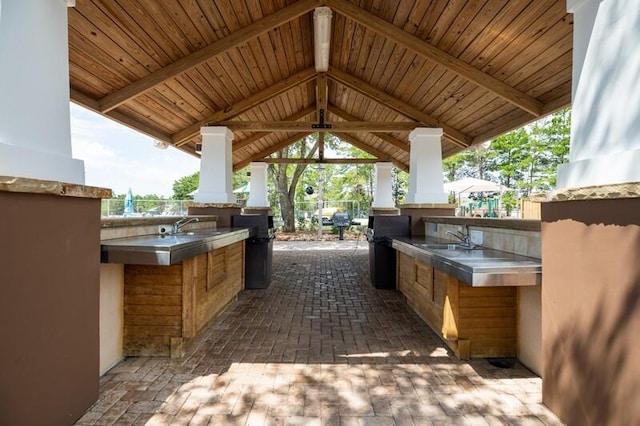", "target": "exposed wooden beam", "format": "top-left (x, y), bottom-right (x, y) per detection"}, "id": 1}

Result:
top-left (261, 158), bottom-right (381, 165)
top-left (316, 73), bottom-right (328, 115)
top-left (470, 94), bottom-right (572, 145)
top-left (332, 132), bottom-right (409, 172)
top-left (327, 105), bottom-right (409, 152)
top-left (71, 89), bottom-right (174, 145)
top-left (327, 67), bottom-right (470, 147)
top-left (218, 121), bottom-right (417, 132)
top-left (173, 67), bottom-right (316, 146)
top-left (234, 132), bottom-right (311, 171)
top-left (324, 0), bottom-right (544, 116)
top-left (233, 106), bottom-right (315, 150)
top-left (97, 0), bottom-right (320, 112)
top-left (319, 131), bottom-right (325, 161)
